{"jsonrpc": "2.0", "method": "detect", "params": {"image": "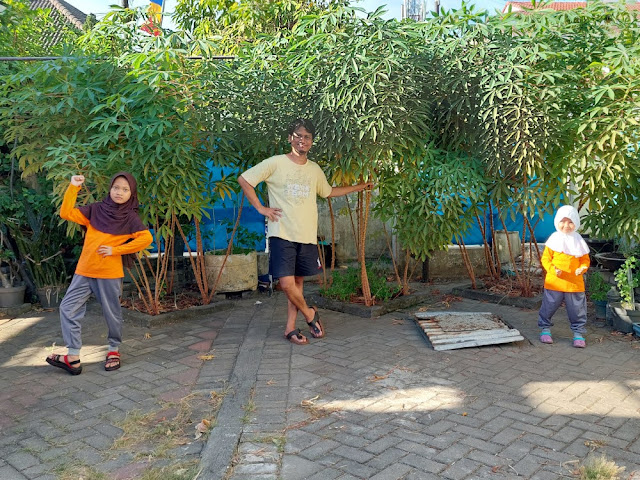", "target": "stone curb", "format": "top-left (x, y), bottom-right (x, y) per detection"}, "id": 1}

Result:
top-left (452, 284), bottom-right (542, 309)
top-left (122, 299), bottom-right (236, 327)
